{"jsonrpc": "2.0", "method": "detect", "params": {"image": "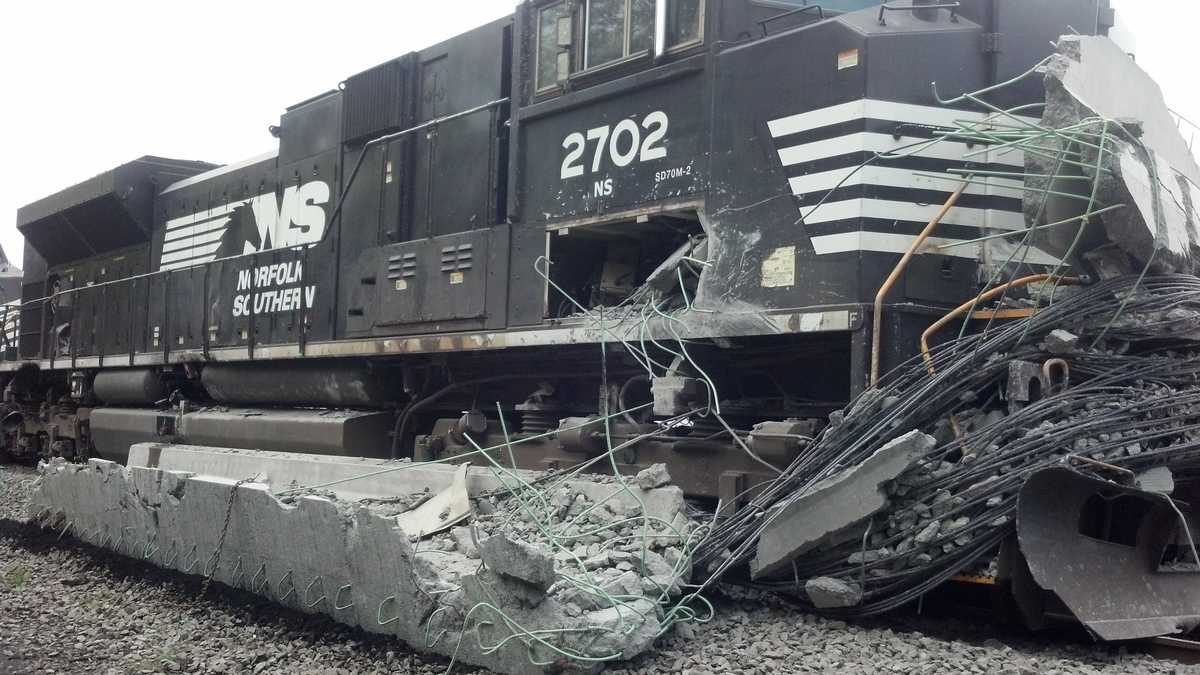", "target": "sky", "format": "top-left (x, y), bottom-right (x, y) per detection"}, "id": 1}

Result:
top-left (0, 0), bottom-right (1192, 271)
